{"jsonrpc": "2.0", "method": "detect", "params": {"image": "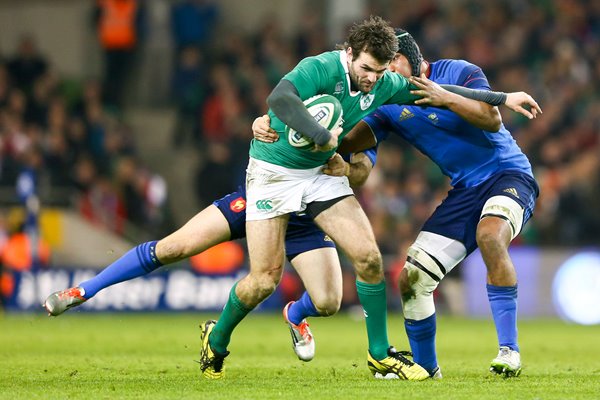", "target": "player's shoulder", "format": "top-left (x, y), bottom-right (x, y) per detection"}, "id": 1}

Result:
top-left (431, 59), bottom-right (488, 88)
top-left (433, 59), bottom-right (481, 74)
